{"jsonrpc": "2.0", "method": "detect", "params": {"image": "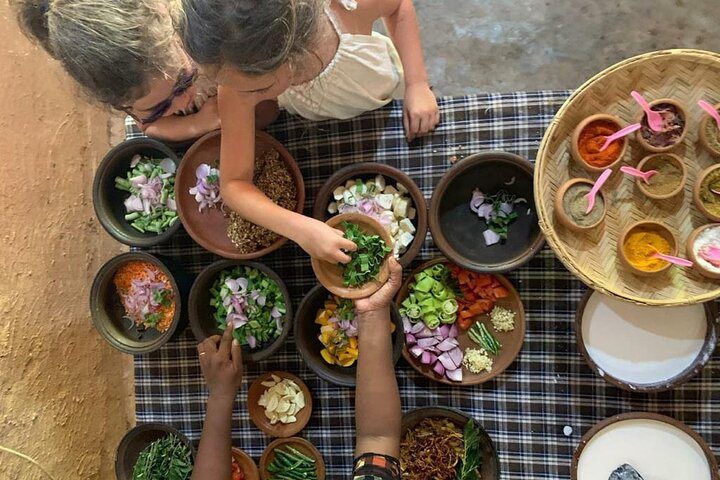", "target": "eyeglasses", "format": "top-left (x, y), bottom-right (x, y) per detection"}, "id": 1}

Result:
top-left (121, 67), bottom-right (198, 125)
